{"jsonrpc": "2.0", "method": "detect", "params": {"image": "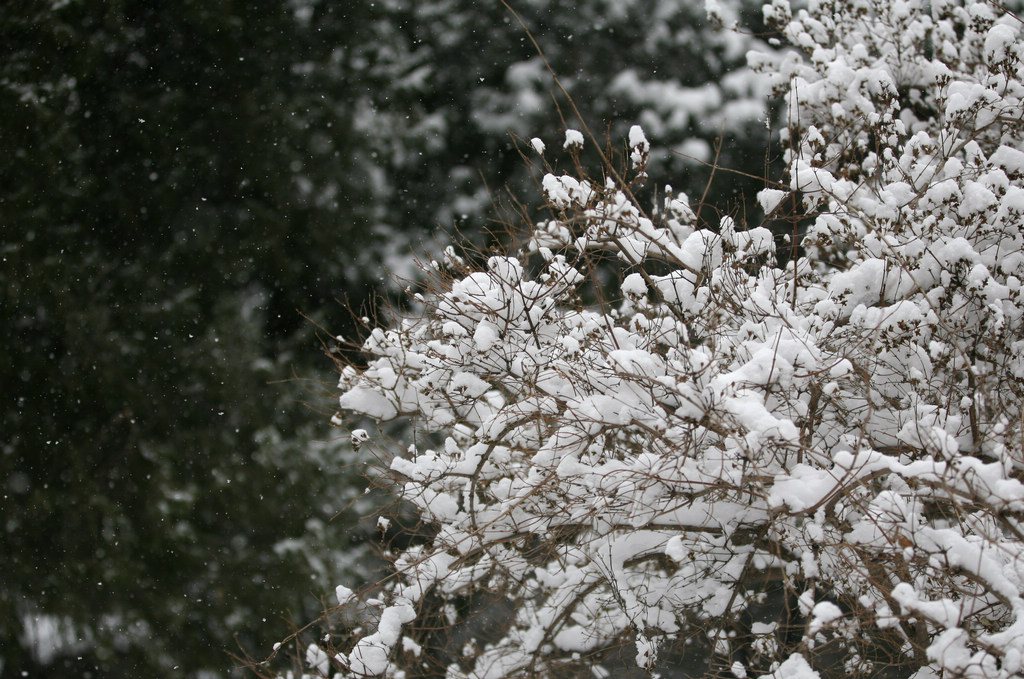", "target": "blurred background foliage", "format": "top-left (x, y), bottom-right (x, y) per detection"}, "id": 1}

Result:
top-left (0, 0), bottom-right (769, 676)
